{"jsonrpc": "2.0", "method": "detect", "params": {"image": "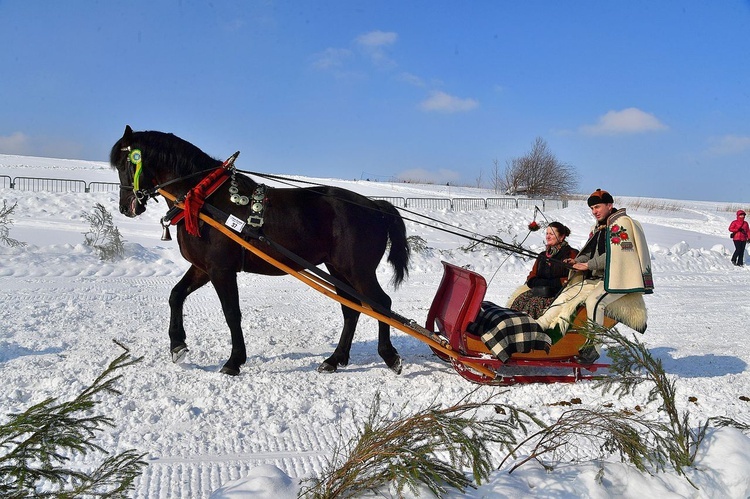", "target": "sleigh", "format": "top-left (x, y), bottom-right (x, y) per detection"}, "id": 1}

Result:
top-left (425, 261), bottom-right (612, 385)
